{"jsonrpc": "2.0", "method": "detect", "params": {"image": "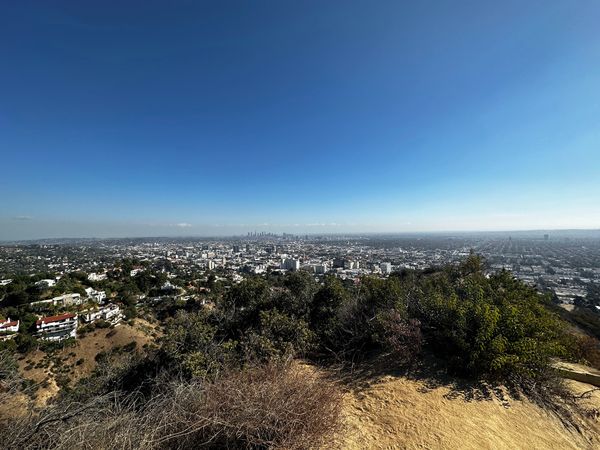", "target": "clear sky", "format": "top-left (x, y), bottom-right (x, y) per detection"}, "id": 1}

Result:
top-left (1, 1), bottom-right (600, 240)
